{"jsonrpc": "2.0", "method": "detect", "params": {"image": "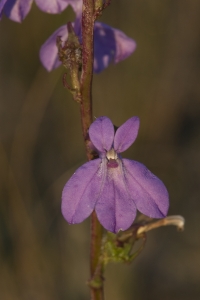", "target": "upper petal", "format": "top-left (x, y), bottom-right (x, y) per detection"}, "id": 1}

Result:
top-left (3, 0), bottom-right (33, 22)
top-left (114, 117), bottom-right (140, 153)
top-left (35, 0), bottom-right (70, 14)
top-left (94, 22), bottom-right (137, 73)
top-left (123, 159), bottom-right (169, 218)
top-left (89, 117), bottom-right (114, 153)
top-left (62, 158), bottom-right (104, 224)
top-left (95, 159), bottom-right (137, 233)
